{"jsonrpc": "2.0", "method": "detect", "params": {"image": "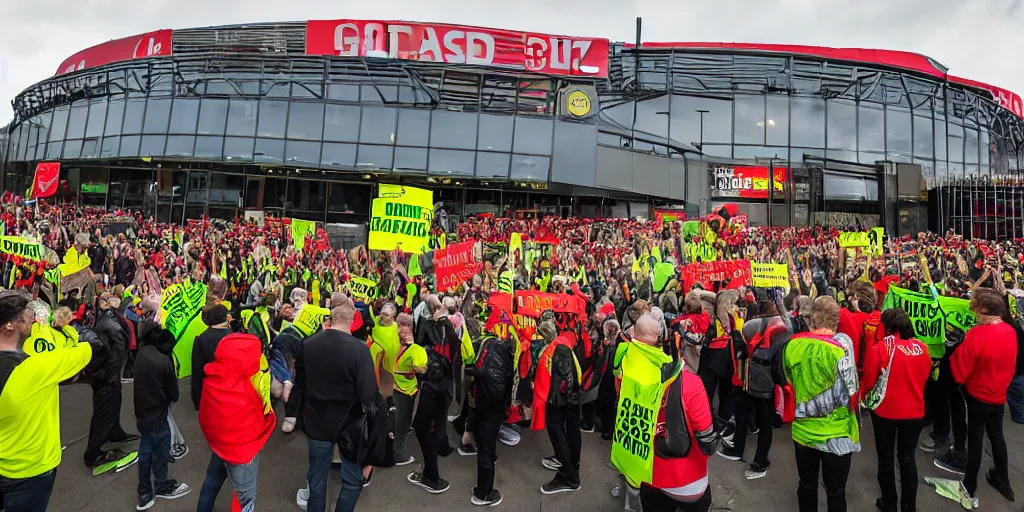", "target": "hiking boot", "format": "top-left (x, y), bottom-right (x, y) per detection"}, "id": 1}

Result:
top-left (986, 468), bottom-right (1016, 502)
top-left (744, 461), bottom-right (770, 480)
top-left (458, 443), bottom-right (478, 456)
top-left (540, 477), bottom-right (580, 495)
top-left (136, 495), bottom-right (155, 511)
top-left (541, 456), bottom-right (562, 471)
top-left (920, 435), bottom-right (946, 453)
top-left (471, 489), bottom-right (503, 506)
top-left (934, 449), bottom-right (967, 475)
top-left (155, 481), bottom-right (191, 500)
top-left (716, 446), bottom-right (744, 462)
top-left (407, 471), bottom-right (450, 494)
